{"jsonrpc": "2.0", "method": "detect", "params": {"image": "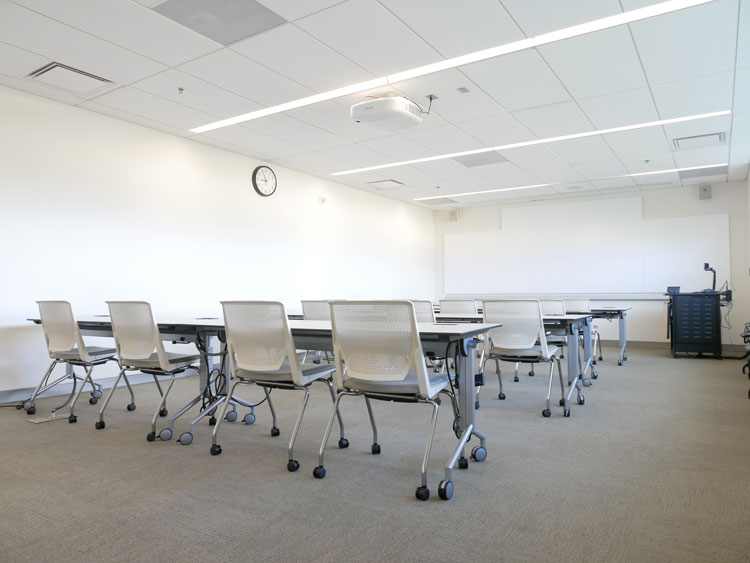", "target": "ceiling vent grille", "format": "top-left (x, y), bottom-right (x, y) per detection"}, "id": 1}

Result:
top-left (678, 165), bottom-right (728, 180)
top-left (672, 132), bottom-right (726, 150)
top-left (367, 179), bottom-right (405, 190)
top-left (28, 62), bottom-right (112, 95)
top-left (420, 197), bottom-right (459, 206)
